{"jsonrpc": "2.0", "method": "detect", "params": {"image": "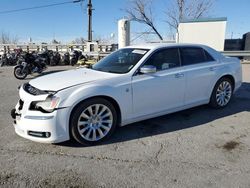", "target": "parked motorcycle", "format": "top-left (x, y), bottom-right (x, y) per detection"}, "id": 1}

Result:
top-left (70, 50), bottom-right (80, 66)
top-left (37, 51), bottom-right (51, 65)
top-left (0, 52), bottom-right (18, 66)
top-left (61, 52), bottom-right (70, 65)
top-left (13, 52), bottom-right (47, 79)
top-left (50, 51), bottom-right (61, 66)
